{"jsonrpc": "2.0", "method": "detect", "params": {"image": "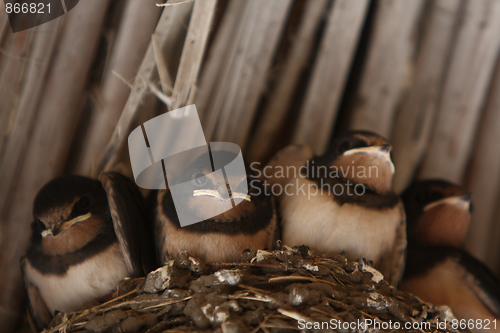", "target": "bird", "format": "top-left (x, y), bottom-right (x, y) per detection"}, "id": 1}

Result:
top-left (264, 130), bottom-right (406, 286)
top-left (152, 149), bottom-right (278, 265)
top-left (400, 180), bottom-right (500, 329)
top-left (21, 172), bottom-right (154, 330)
